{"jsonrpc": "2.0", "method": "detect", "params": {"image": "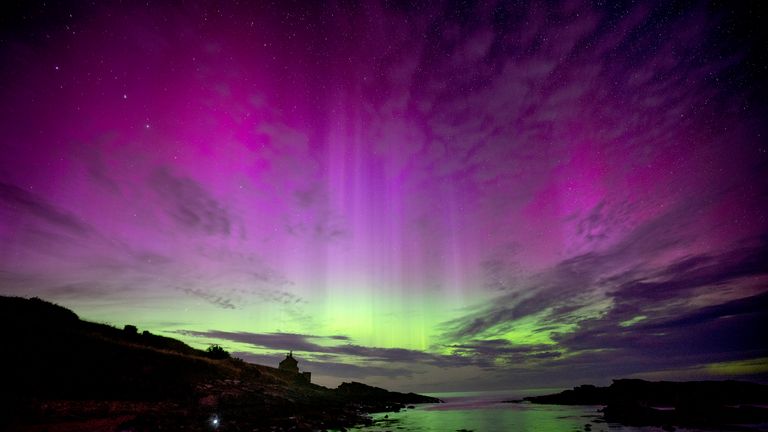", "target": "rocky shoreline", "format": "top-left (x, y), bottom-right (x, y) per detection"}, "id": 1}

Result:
top-left (509, 379), bottom-right (768, 431)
